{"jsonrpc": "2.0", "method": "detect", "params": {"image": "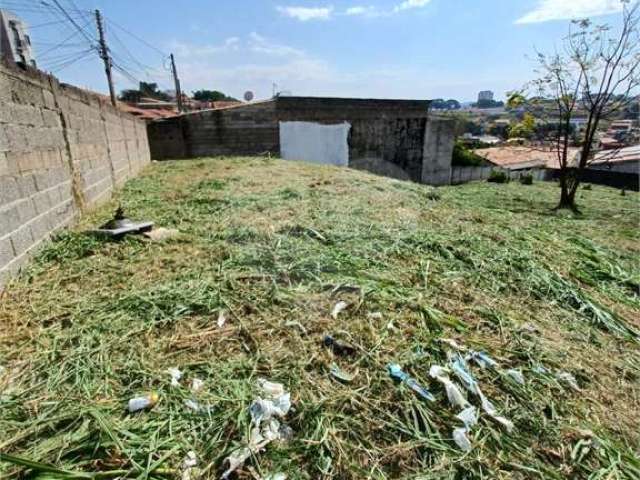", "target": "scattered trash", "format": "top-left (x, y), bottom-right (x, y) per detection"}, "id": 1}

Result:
top-left (387, 364), bottom-right (435, 402)
top-left (143, 227), bottom-right (180, 242)
top-left (191, 378), bottom-right (204, 393)
top-left (467, 351), bottom-right (498, 370)
top-left (323, 335), bottom-right (356, 356)
top-left (449, 355), bottom-right (480, 395)
top-left (167, 368), bottom-right (183, 387)
top-left (440, 338), bottom-right (467, 352)
top-left (128, 392), bottom-right (159, 413)
top-left (532, 364), bottom-right (548, 374)
top-left (452, 407), bottom-right (478, 452)
top-left (556, 371), bottom-right (581, 391)
top-left (217, 311), bottom-right (227, 328)
top-left (330, 284), bottom-right (361, 297)
top-left (457, 406), bottom-right (479, 429)
top-left (429, 365), bottom-right (470, 408)
top-left (331, 301), bottom-right (349, 319)
top-left (479, 392), bottom-right (514, 432)
top-left (506, 369), bottom-right (526, 385)
top-left (453, 427), bottom-right (473, 452)
top-left (448, 354), bottom-right (514, 432)
top-left (181, 451), bottom-right (198, 480)
top-left (91, 207), bottom-right (154, 239)
top-left (329, 363), bottom-right (357, 383)
top-left (184, 399), bottom-right (201, 412)
top-left (367, 312), bottom-right (383, 320)
top-left (222, 379), bottom-right (293, 479)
